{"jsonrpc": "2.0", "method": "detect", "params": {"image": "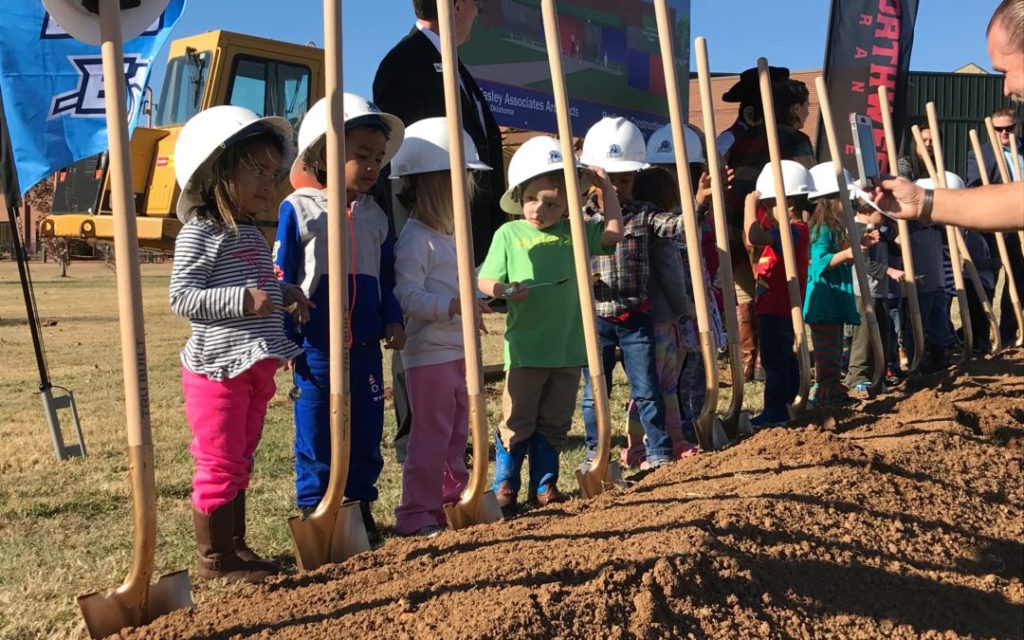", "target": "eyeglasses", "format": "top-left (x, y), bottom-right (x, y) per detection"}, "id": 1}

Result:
top-left (993, 125), bottom-right (1017, 133)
